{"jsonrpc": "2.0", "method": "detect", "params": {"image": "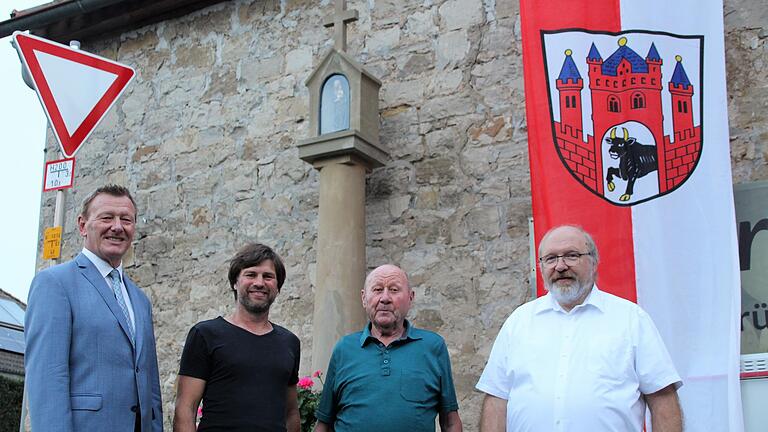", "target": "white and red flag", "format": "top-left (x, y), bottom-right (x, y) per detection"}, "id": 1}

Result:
top-left (521, 0), bottom-right (742, 430)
